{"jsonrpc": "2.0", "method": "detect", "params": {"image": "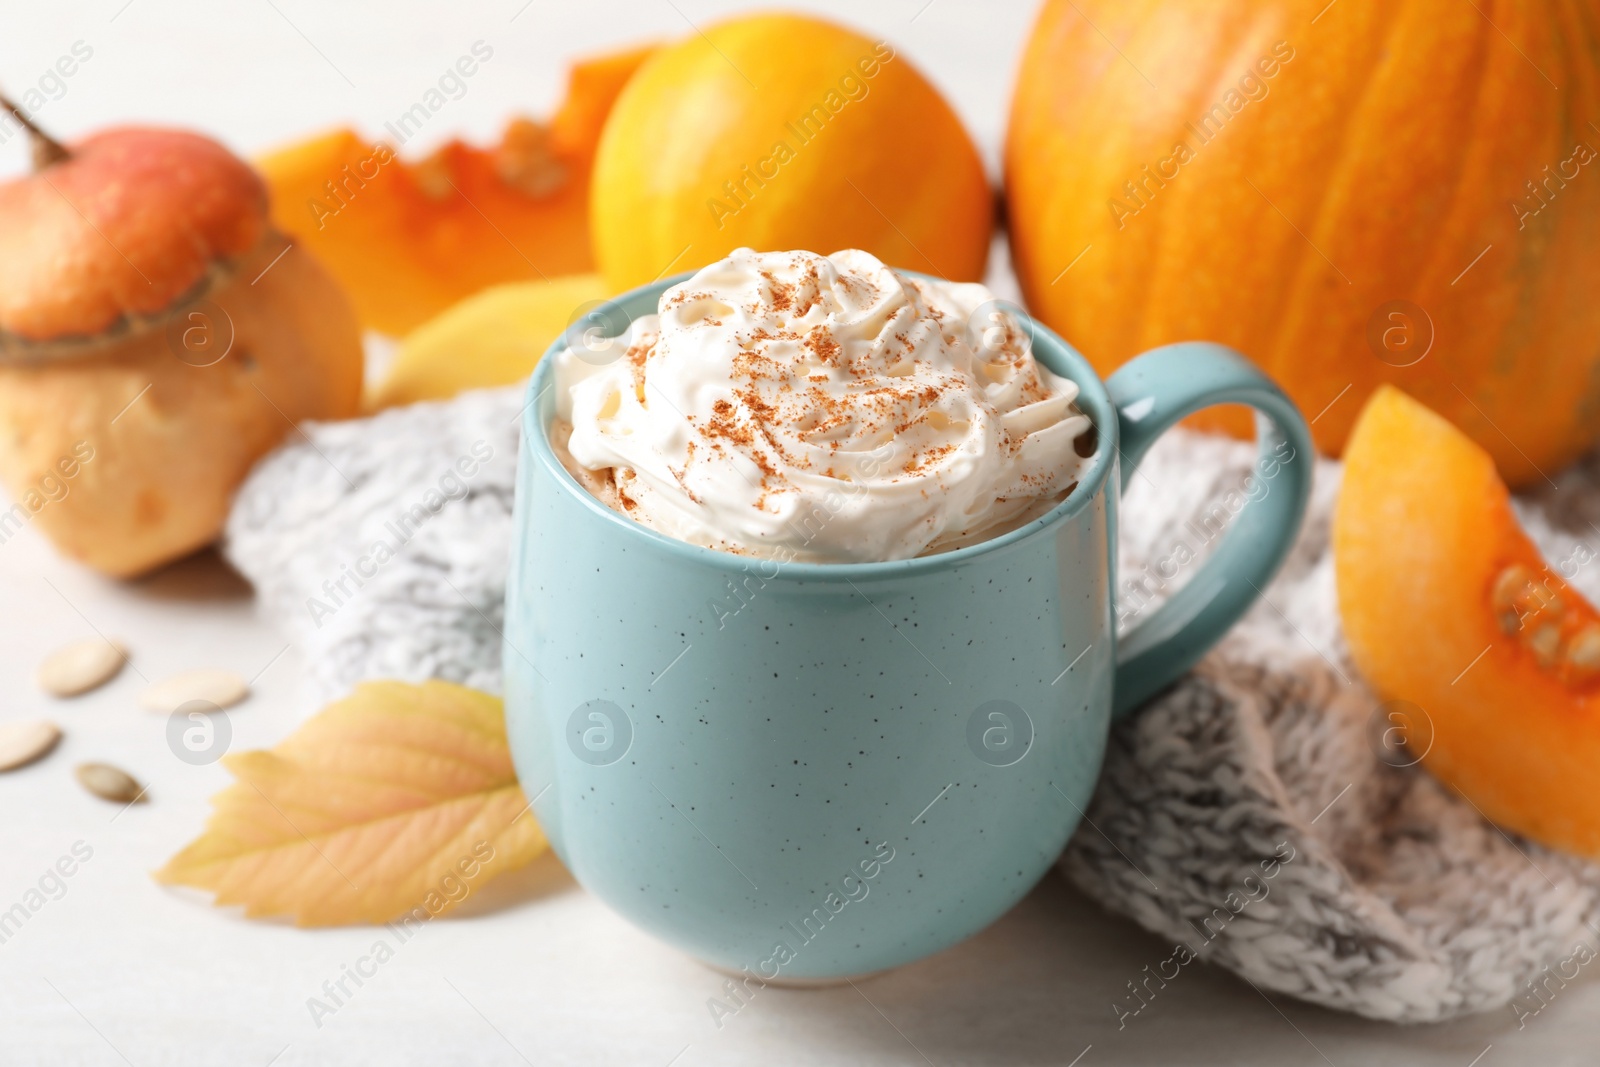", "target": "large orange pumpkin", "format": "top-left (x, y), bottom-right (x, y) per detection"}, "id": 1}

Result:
top-left (1006, 0), bottom-right (1600, 486)
top-left (591, 13), bottom-right (992, 291)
